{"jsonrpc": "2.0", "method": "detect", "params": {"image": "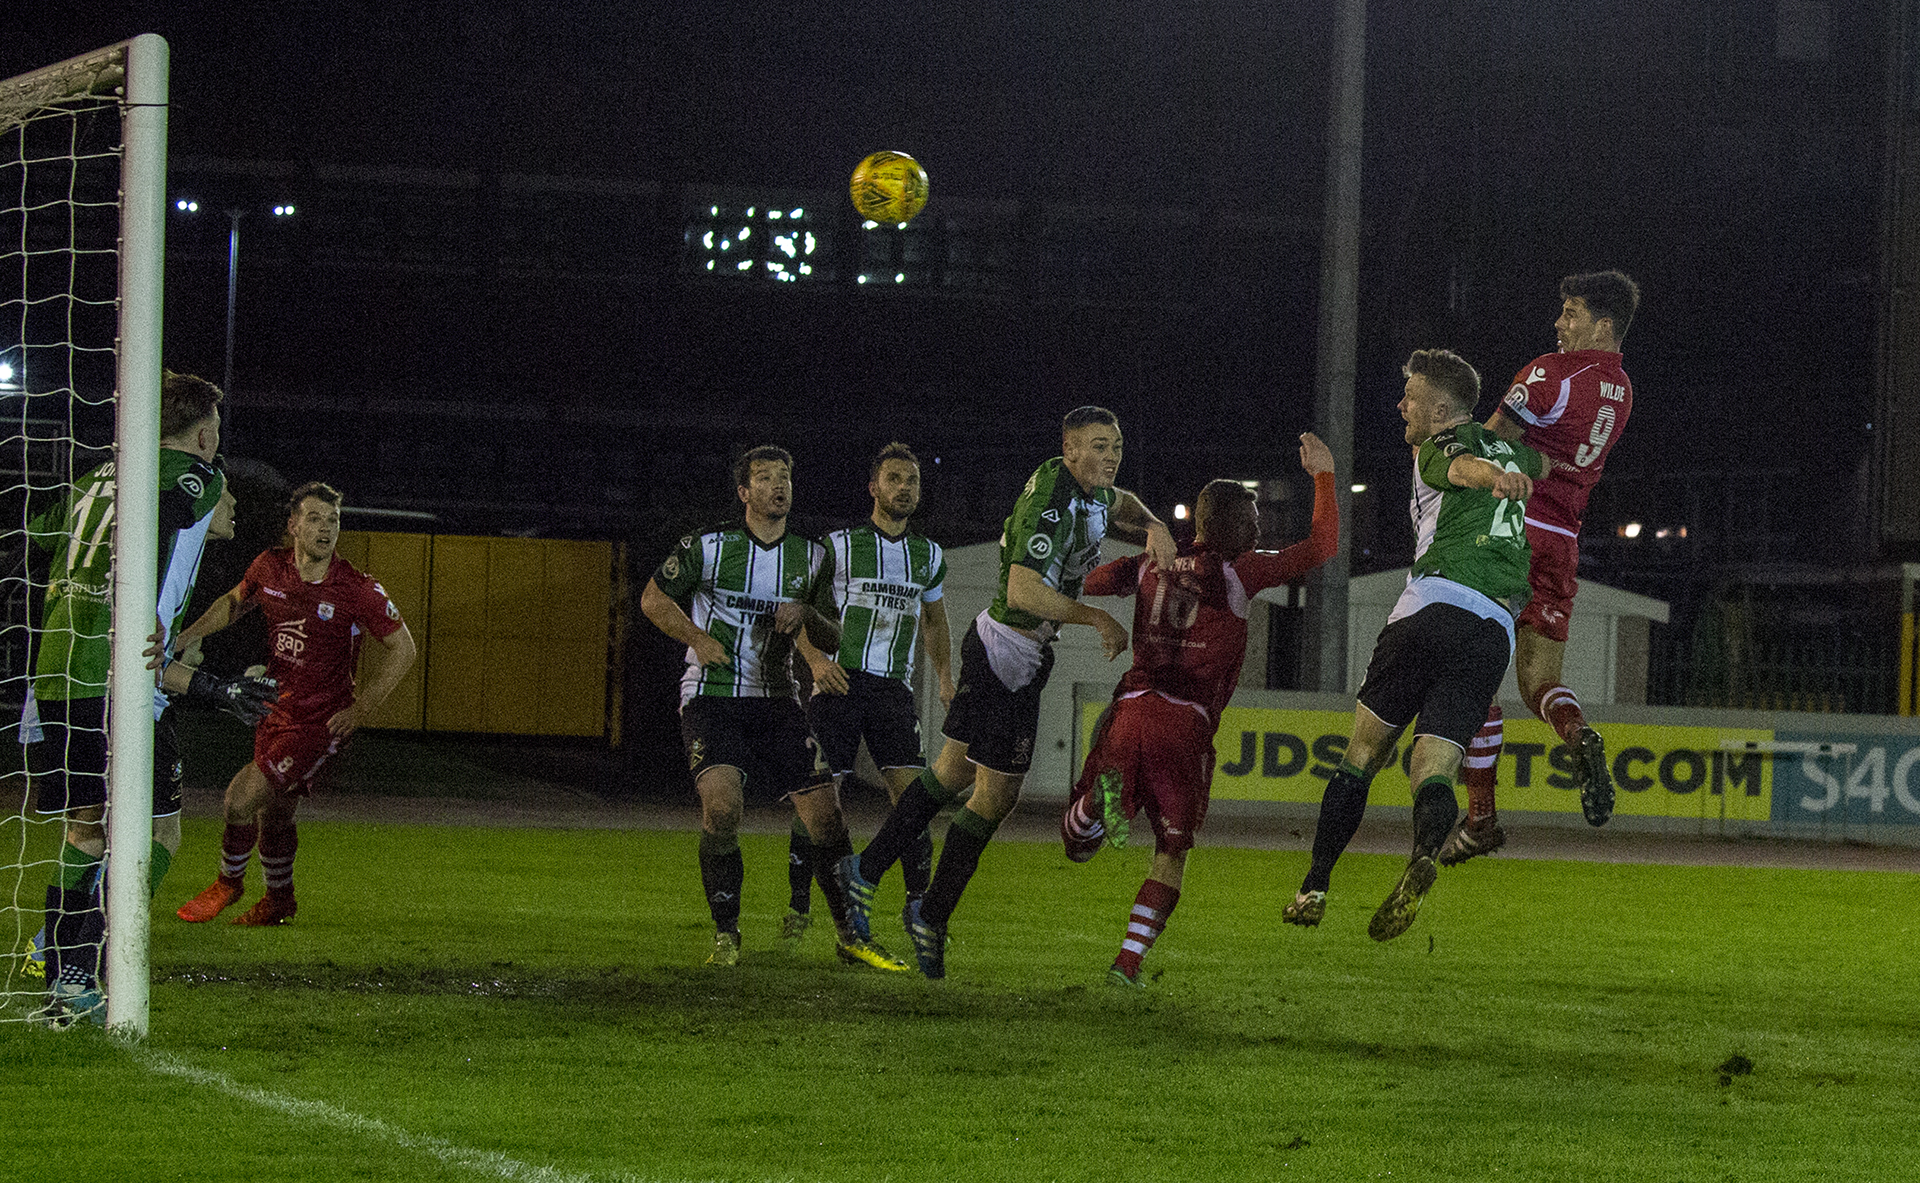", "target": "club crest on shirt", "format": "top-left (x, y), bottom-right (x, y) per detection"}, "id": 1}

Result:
top-left (317, 602), bottom-right (335, 621)
top-left (786, 573), bottom-right (806, 593)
